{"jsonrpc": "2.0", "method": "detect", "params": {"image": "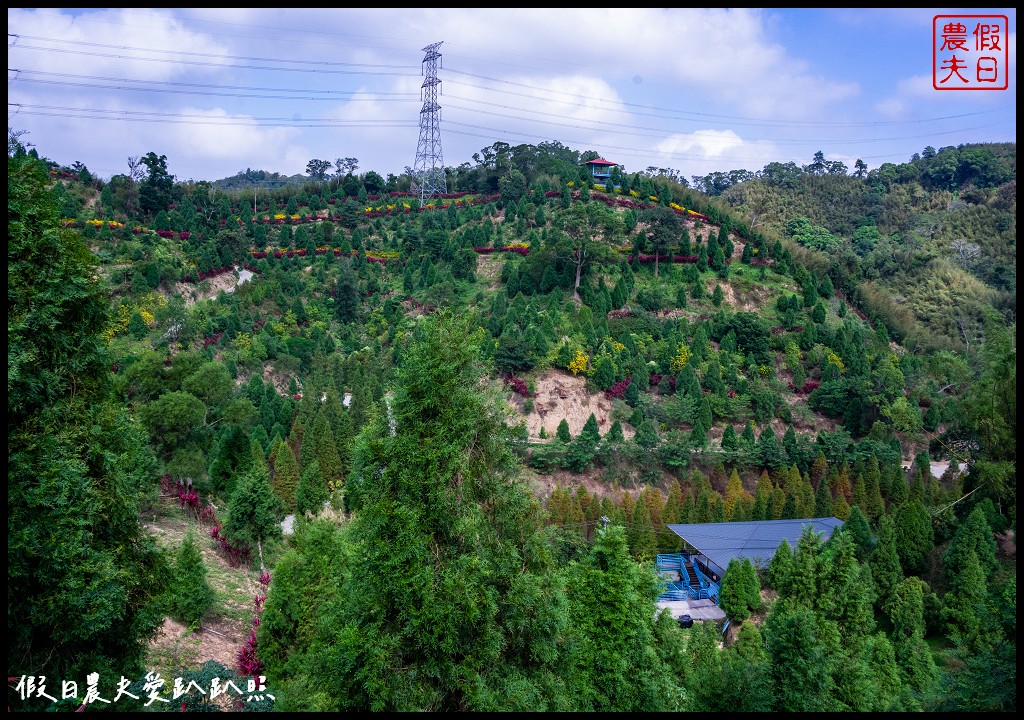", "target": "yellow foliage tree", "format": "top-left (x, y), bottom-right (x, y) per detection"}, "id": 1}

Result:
top-left (670, 343), bottom-right (692, 372)
top-left (568, 349), bottom-right (589, 375)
